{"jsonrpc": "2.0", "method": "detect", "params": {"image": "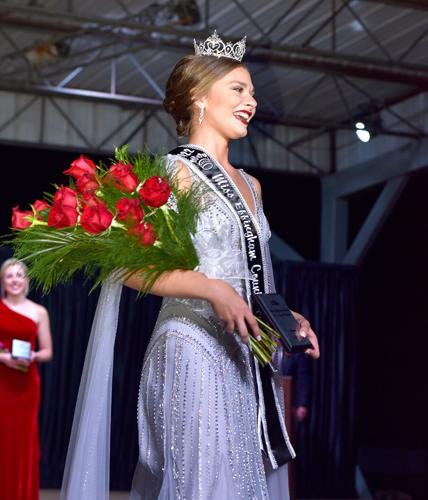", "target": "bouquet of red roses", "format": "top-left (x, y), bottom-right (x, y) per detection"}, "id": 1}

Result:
top-left (8, 146), bottom-right (202, 293)
top-left (7, 146), bottom-right (282, 367)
